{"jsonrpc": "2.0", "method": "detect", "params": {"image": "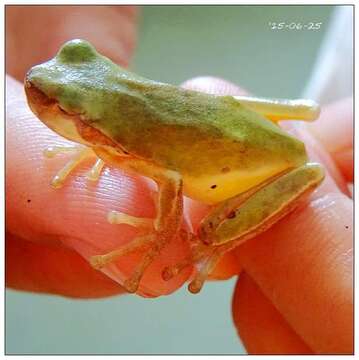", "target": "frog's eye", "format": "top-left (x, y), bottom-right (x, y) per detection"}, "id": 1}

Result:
top-left (57, 39), bottom-right (97, 63)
